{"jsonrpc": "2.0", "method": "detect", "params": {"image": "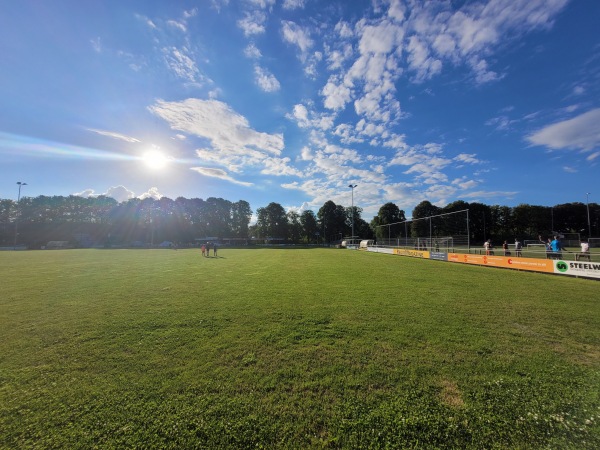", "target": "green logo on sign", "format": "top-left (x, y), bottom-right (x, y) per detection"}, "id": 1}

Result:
top-left (556, 261), bottom-right (568, 272)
